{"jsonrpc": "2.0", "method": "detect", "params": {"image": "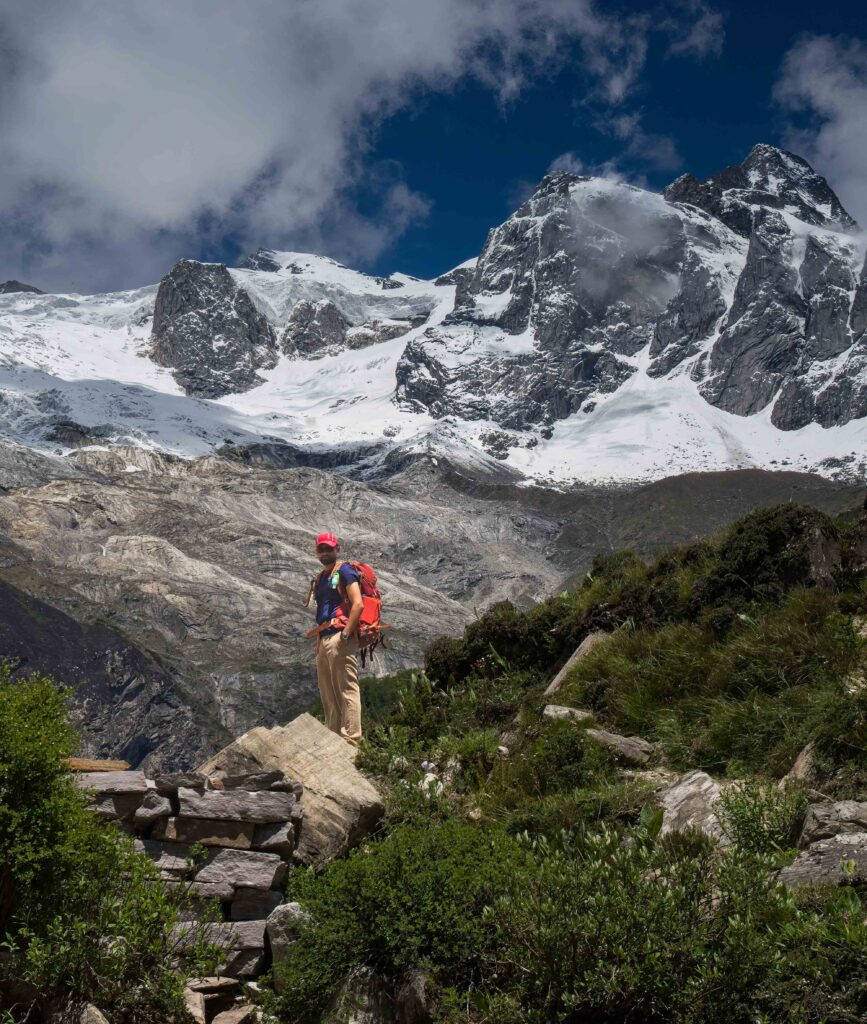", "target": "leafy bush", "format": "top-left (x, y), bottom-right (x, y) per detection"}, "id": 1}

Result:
top-left (484, 819), bottom-right (867, 1024)
top-left (267, 820), bottom-right (524, 1023)
top-left (716, 780), bottom-right (808, 856)
top-left (0, 666), bottom-right (222, 1022)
